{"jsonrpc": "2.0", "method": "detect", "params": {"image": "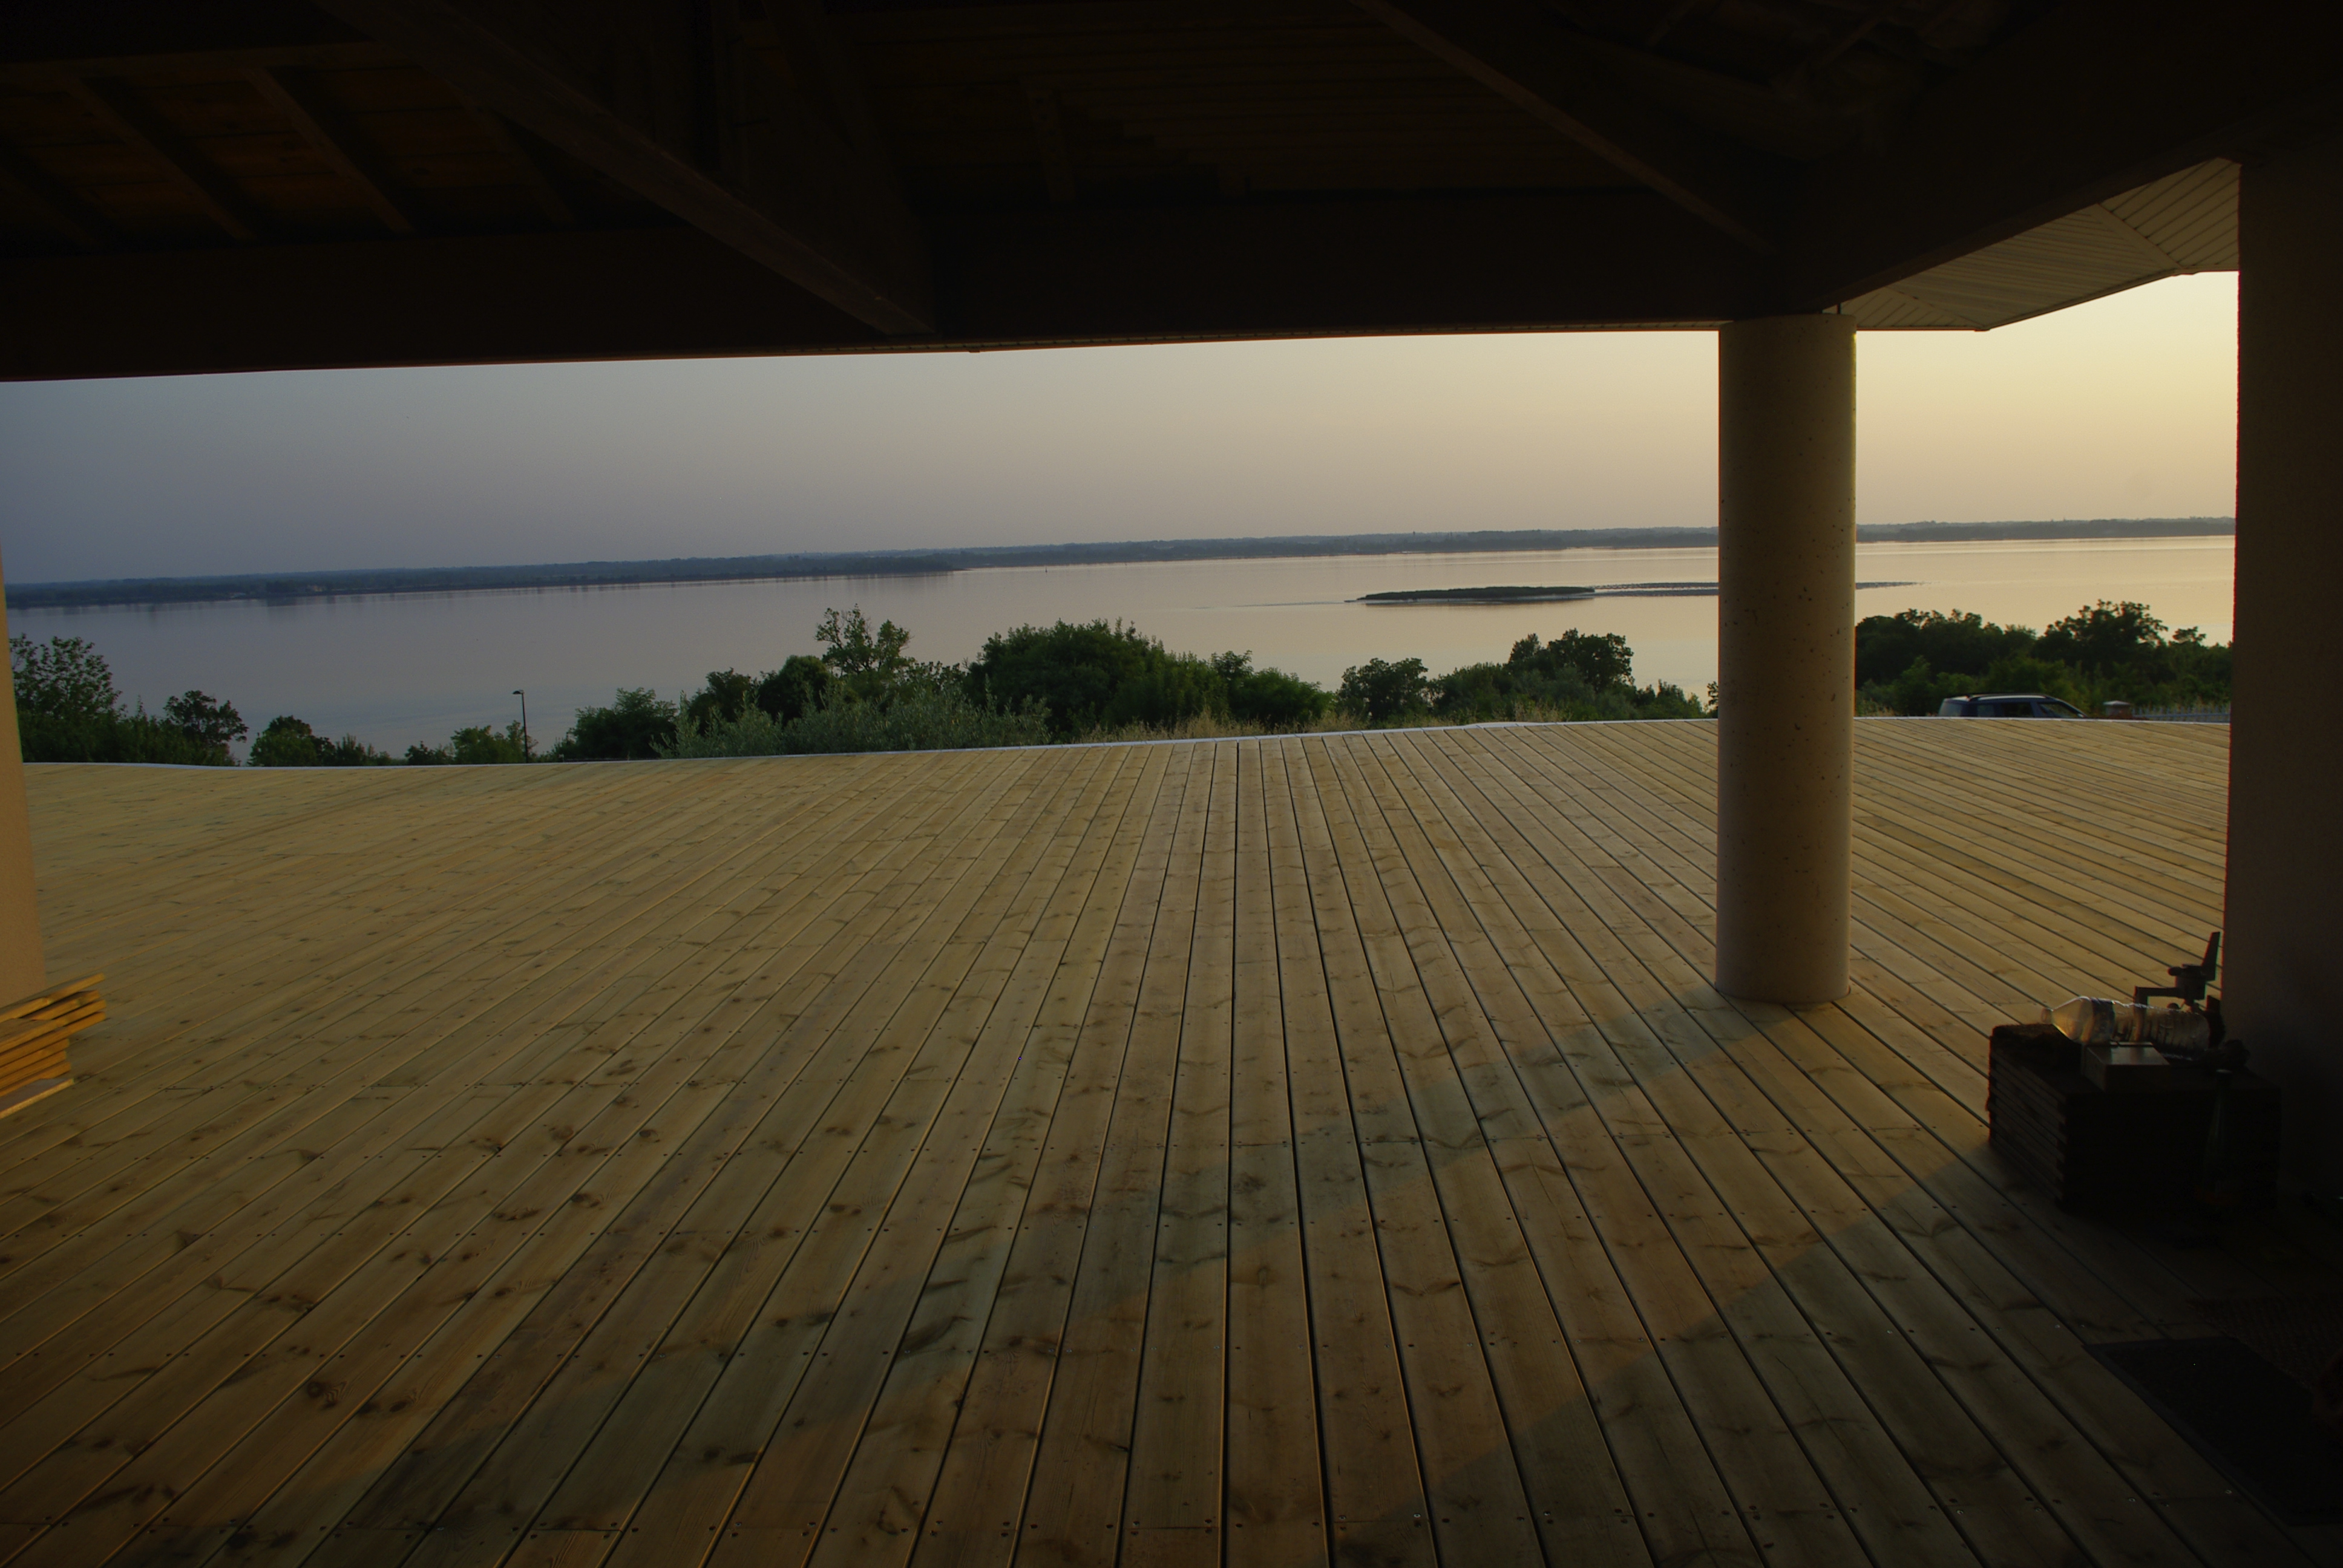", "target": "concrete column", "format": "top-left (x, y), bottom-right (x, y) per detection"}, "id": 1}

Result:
top-left (2228, 126), bottom-right (2343, 1193)
top-left (0, 545), bottom-right (45, 1001)
top-left (1715, 313), bottom-right (1857, 1005)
